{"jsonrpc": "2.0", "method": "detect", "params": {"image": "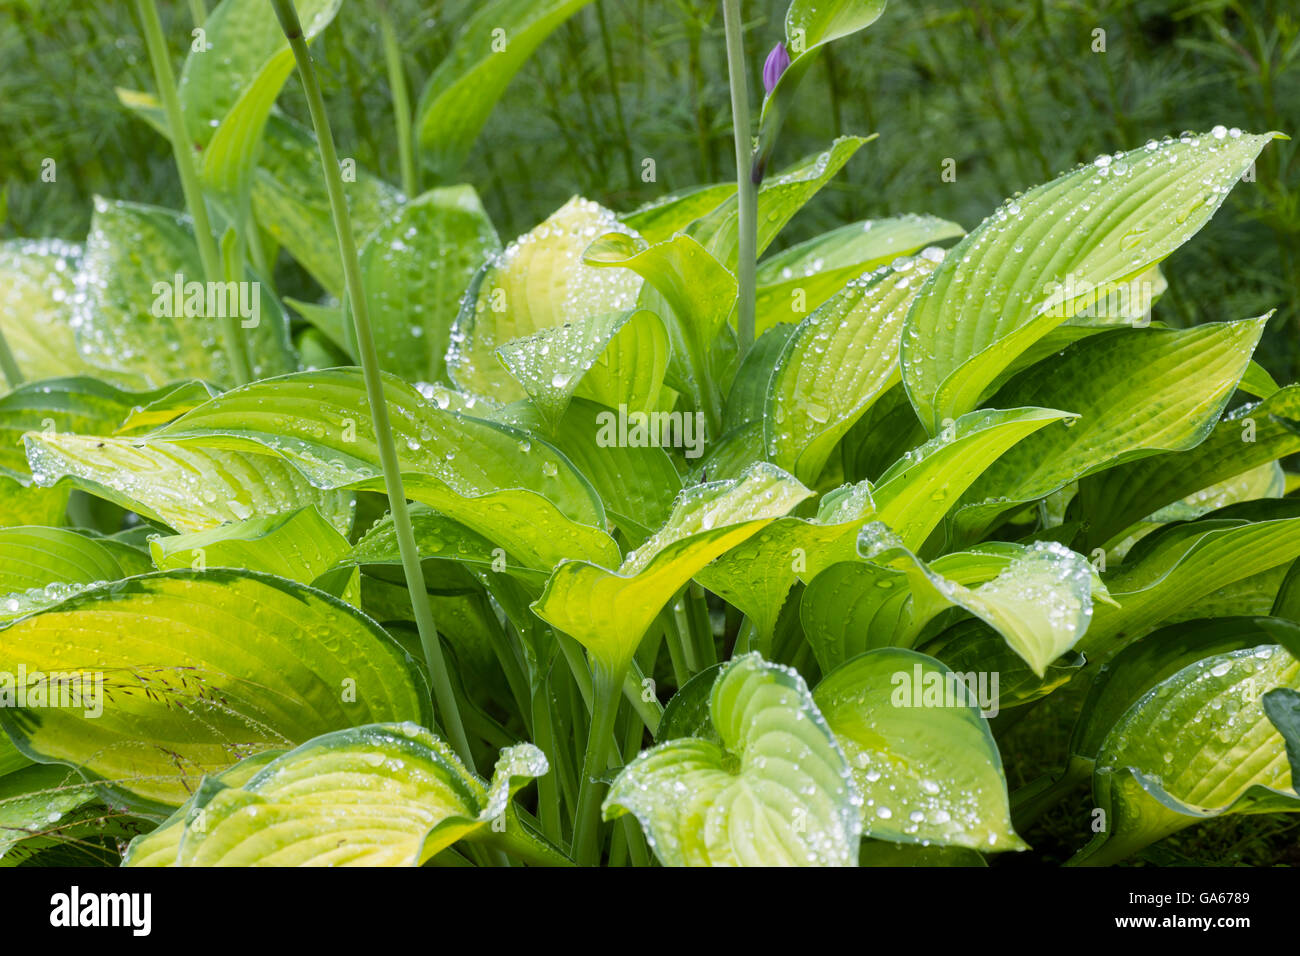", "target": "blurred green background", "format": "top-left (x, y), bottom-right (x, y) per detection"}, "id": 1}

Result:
top-left (1, 0), bottom-right (1297, 376)
top-left (0, 0), bottom-right (1298, 866)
